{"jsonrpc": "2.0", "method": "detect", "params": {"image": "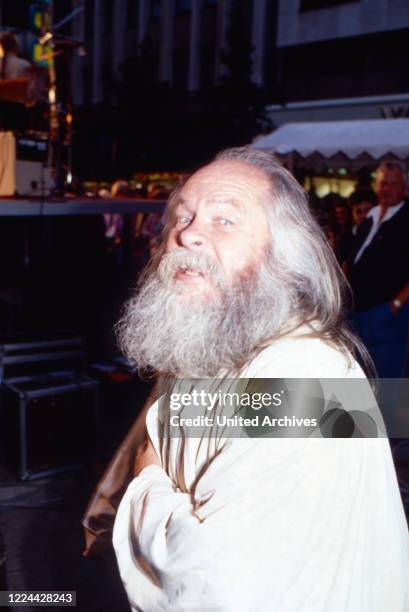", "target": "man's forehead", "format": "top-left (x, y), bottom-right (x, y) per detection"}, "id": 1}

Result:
top-left (181, 159), bottom-right (270, 193)
top-left (376, 167), bottom-right (406, 182)
top-left (169, 162), bottom-right (270, 217)
top-left (173, 192), bottom-right (244, 211)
